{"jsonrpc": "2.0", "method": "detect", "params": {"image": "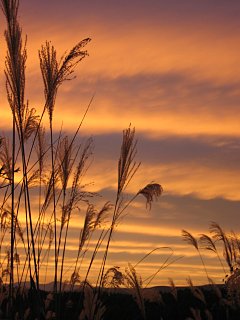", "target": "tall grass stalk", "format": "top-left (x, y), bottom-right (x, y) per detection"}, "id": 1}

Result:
top-left (39, 40), bottom-right (90, 294)
top-left (97, 127), bottom-right (140, 290)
